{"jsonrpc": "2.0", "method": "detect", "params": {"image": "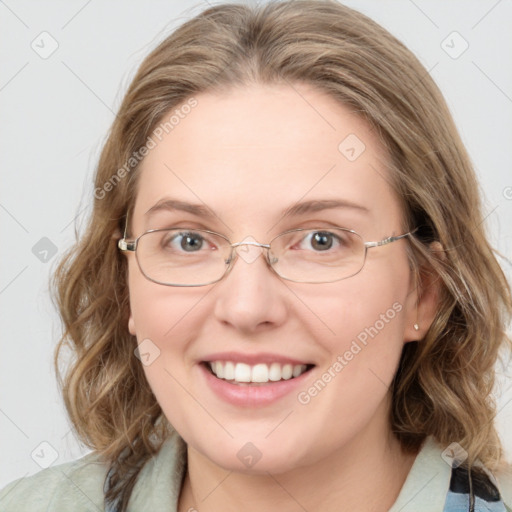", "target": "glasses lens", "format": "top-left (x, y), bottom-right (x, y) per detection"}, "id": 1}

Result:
top-left (136, 229), bottom-right (230, 286)
top-left (270, 228), bottom-right (365, 283)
